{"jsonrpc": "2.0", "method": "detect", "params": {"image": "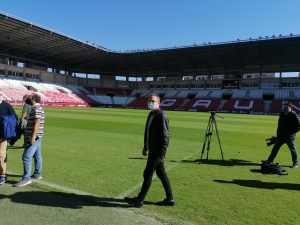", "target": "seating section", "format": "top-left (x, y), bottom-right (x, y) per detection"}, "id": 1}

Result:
top-left (126, 97), bottom-right (148, 108)
top-left (231, 90), bottom-right (246, 98)
top-left (1, 88), bottom-right (33, 101)
top-left (159, 98), bottom-right (185, 110)
top-left (221, 99), bottom-right (265, 112)
top-left (194, 90), bottom-right (210, 98)
top-left (249, 90), bottom-right (263, 98)
top-left (182, 99), bottom-right (221, 111)
top-left (93, 96), bottom-right (112, 104)
top-left (83, 87), bottom-right (133, 96)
